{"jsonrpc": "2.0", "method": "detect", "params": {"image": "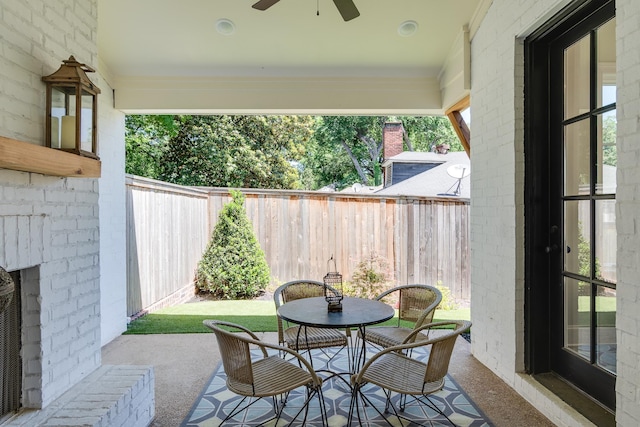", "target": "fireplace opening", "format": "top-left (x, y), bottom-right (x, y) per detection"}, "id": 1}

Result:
top-left (0, 269), bottom-right (21, 421)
